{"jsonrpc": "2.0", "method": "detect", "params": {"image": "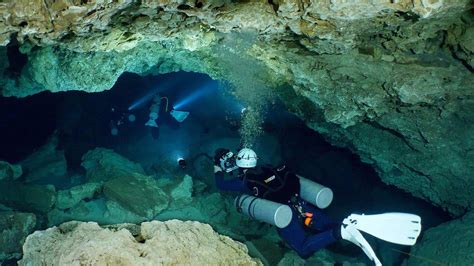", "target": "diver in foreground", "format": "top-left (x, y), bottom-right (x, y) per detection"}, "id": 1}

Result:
top-left (214, 148), bottom-right (422, 265)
